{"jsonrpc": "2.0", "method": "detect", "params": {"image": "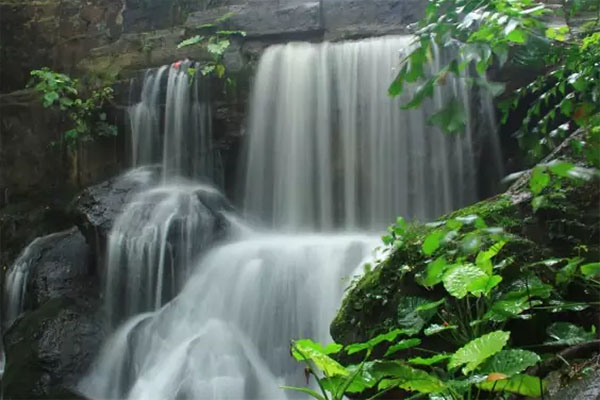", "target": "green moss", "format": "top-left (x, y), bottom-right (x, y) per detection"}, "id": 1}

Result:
top-left (443, 194), bottom-right (521, 229)
top-left (330, 179), bottom-right (599, 347)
